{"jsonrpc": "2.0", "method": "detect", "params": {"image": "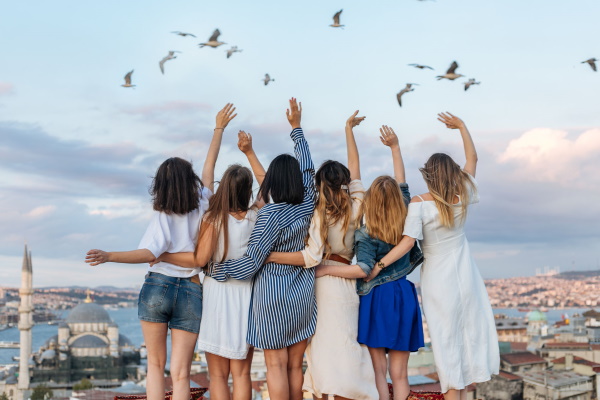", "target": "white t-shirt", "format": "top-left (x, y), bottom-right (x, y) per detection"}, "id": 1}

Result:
top-left (138, 186), bottom-right (212, 278)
